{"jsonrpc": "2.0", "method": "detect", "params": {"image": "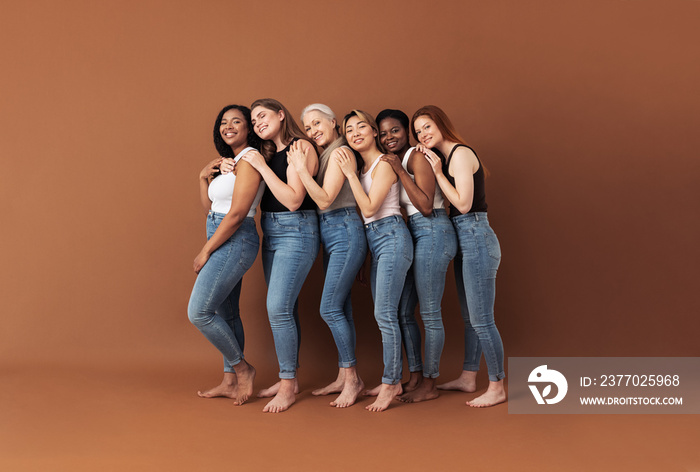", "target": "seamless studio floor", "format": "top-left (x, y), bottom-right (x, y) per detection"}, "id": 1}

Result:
top-left (2, 354), bottom-right (698, 471)
top-left (2, 1), bottom-right (699, 470)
